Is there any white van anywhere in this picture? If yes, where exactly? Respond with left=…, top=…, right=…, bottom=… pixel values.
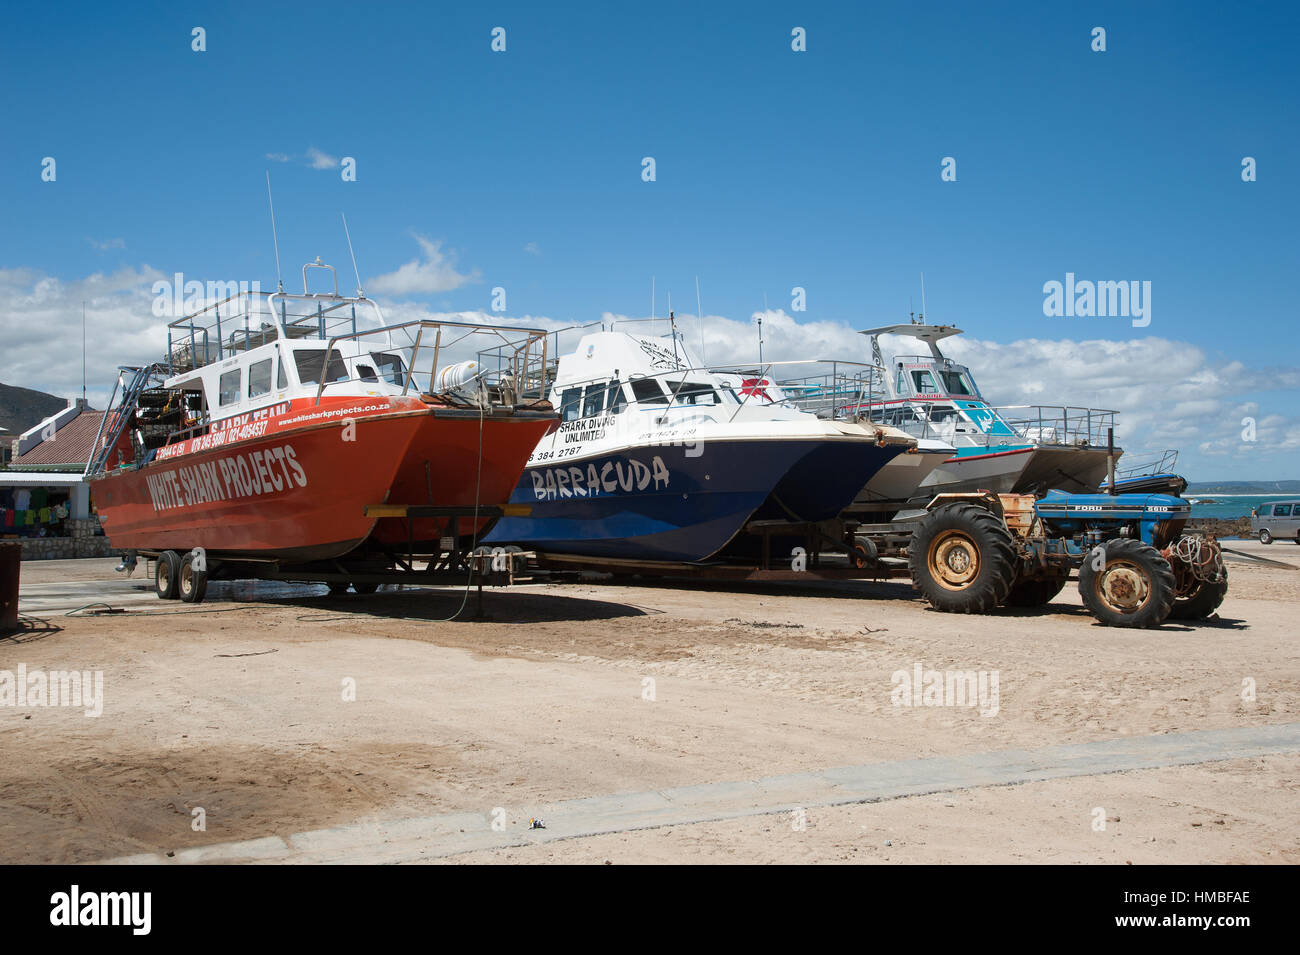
left=1249, top=500, right=1300, bottom=544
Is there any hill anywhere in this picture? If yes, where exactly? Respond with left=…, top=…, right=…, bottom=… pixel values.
left=0, top=382, right=68, bottom=439
left=1186, top=480, right=1300, bottom=494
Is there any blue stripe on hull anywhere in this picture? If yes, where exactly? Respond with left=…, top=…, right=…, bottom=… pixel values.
left=485, top=440, right=811, bottom=562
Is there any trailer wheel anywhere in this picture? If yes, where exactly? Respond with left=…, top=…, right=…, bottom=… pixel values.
left=327, top=582, right=351, bottom=595
left=178, top=552, right=208, bottom=604
left=1003, top=574, right=1069, bottom=608
left=1168, top=570, right=1228, bottom=620
left=1078, top=539, right=1175, bottom=628
left=909, top=503, right=1017, bottom=613
left=1259, top=529, right=1272, bottom=544
left=352, top=583, right=379, bottom=594
left=155, top=551, right=181, bottom=600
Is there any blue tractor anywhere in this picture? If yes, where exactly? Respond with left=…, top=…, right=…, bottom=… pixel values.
left=907, top=484, right=1227, bottom=628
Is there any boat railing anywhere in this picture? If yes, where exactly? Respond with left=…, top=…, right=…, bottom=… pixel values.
left=994, top=405, right=1118, bottom=447
left=1110, top=449, right=1179, bottom=482
left=314, top=319, right=550, bottom=408
left=775, top=363, right=887, bottom=418
left=165, top=287, right=390, bottom=375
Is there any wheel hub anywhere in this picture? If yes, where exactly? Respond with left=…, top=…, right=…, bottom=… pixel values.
left=1099, top=562, right=1149, bottom=612
left=930, top=532, right=980, bottom=589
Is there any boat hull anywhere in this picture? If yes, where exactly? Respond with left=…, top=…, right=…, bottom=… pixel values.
left=754, top=440, right=908, bottom=522
left=485, top=438, right=823, bottom=562
left=1013, top=444, right=1119, bottom=494
left=914, top=445, right=1035, bottom=500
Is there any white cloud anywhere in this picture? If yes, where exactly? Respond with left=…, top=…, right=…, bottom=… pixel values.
left=524, top=242, right=541, bottom=256
left=367, top=235, right=479, bottom=296
left=305, top=147, right=338, bottom=170
left=87, top=237, right=125, bottom=251
left=264, top=152, right=292, bottom=163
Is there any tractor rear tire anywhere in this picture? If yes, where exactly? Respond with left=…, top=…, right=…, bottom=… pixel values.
left=909, top=503, right=1017, bottom=613
left=1168, top=570, right=1228, bottom=620
left=1003, top=574, right=1069, bottom=608
left=155, top=551, right=181, bottom=600
left=1078, top=539, right=1175, bottom=628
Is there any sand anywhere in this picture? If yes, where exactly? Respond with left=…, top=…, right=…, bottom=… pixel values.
left=1, top=542, right=1296, bottom=864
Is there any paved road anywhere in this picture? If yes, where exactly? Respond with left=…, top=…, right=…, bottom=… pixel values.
left=103, top=722, right=1300, bottom=865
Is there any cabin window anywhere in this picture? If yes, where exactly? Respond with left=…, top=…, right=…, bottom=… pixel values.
left=606, top=380, right=627, bottom=414
left=294, top=349, right=349, bottom=386
left=1275, top=504, right=1292, bottom=516
left=218, top=369, right=242, bottom=406
left=559, top=387, right=583, bottom=422
left=940, top=370, right=974, bottom=396
left=630, top=378, right=669, bottom=405
left=357, top=364, right=379, bottom=383
left=666, top=381, right=719, bottom=406
left=911, top=370, right=938, bottom=393
left=372, top=352, right=406, bottom=386
left=928, top=407, right=960, bottom=423
left=248, top=358, right=273, bottom=398
left=582, top=384, right=605, bottom=418
left=277, top=359, right=288, bottom=390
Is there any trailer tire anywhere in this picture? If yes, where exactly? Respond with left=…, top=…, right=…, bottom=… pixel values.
left=909, top=503, right=1017, bottom=613
left=155, top=551, right=181, bottom=600
left=1168, top=571, right=1228, bottom=620
left=178, top=552, right=208, bottom=604
left=327, top=582, right=351, bottom=595
left=1003, top=574, right=1069, bottom=608
left=1078, top=539, right=1175, bottom=628
left=352, top=583, right=379, bottom=594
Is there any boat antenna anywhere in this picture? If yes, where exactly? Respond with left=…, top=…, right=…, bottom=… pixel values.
left=650, top=275, right=655, bottom=334
left=669, top=306, right=680, bottom=364
left=758, top=292, right=767, bottom=366
left=81, top=300, right=86, bottom=403
left=695, top=275, right=705, bottom=365
left=919, top=271, right=927, bottom=323
left=265, top=170, right=284, bottom=293
left=341, top=212, right=364, bottom=297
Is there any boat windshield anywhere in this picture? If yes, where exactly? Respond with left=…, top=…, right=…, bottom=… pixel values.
left=294, top=349, right=349, bottom=385
left=939, top=369, right=977, bottom=396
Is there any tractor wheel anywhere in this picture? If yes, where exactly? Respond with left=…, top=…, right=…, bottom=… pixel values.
left=1003, top=574, right=1069, bottom=608
left=1168, top=570, right=1228, bottom=620
left=155, top=551, right=181, bottom=600
left=1078, top=539, right=1176, bottom=628
left=352, top=582, right=380, bottom=594
left=1259, top=529, right=1272, bottom=544
left=178, top=552, right=208, bottom=604
left=908, top=503, right=1017, bottom=613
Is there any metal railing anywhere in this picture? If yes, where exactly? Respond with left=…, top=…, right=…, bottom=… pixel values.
left=994, top=405, right=1118, bottom=447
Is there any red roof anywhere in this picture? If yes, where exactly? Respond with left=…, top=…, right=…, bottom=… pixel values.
left=13, top=411, right=107, bottom=469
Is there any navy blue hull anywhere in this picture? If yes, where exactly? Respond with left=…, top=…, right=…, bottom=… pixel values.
left=756, top=441, right=908, bottom=522
left=485, top=439, right=819, bottom=561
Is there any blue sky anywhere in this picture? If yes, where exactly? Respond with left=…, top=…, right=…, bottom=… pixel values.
left=2, top=1, right=1297, bottom=479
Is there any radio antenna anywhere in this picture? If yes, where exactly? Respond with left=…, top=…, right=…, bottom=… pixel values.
left=342, top=212, right=364, bottom=297
left=920, top=271, right=927, bottom=322
left=695, top=276, right=705, bottom=365
left=758, top=292, right=767, bottom=366
left=651, top=275, right=656, bottom=333
left=265, top=171, right=284, bottom=293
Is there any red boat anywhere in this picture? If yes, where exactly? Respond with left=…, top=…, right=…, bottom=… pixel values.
left=86, top=263, right=554, bottom=602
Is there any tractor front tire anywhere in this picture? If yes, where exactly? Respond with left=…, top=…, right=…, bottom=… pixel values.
left=909, top=503, right=1017, bottom=613
left=1078, top=539, right=1175, bottom=628
left=1168, top=570, right=1228, bottom=620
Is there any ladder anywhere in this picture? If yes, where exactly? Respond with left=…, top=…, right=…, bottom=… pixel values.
left=84, top=364, right=167, bottom=477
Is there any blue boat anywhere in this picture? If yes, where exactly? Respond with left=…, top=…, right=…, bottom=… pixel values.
left=486, top=330, right=914, bottom=562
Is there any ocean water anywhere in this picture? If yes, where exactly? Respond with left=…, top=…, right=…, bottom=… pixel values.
left=1185, top=494, right=1282, bottom=520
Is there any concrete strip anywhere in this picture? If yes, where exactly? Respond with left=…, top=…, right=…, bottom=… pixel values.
left=95, top=722, right=1300, bottom=865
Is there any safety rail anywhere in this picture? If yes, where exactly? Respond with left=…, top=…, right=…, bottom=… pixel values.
left=994, top=405, right=1118, bottom=447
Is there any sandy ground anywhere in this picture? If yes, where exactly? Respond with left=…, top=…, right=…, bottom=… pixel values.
left=1, top=543, right=1297, bottom=864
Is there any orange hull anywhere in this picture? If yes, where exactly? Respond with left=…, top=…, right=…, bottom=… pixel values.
left=91, top=396, right=552, bottom=562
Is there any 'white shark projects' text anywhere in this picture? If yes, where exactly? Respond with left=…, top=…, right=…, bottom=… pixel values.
left=1042, top=273, right=1151, bottom=327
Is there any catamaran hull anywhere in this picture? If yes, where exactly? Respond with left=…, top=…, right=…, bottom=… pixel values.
left=91, top=400, right=554, bottom=562
left=485, top=438, right=833, bottom=562
left=754, top=440, right=908, bottom=522
left=91, top=410, right=425, bottom=561
left=850, top=446, right=954, bottom=509
left=1013, top=444, right=1119, bottom=494
left=913, top=446, right=1035, bottom=500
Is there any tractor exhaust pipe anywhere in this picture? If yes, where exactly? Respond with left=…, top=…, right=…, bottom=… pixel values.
left=1107, top=427, right=1116, bottom=495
